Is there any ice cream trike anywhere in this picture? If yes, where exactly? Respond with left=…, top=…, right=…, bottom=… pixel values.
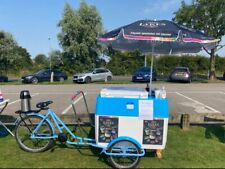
left=14, top=87, right=169, bottom=168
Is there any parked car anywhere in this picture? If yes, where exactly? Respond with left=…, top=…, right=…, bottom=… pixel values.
left=73, top=68, right=113, bottom=83
left=169, top=67, right=191, bottom=83
left=223, top=72, right=225, bottom=80
left=132, top=67, right=157, bottom=82
left=21, top=69, right=68, bottom=84
left=0, top=75, right=8, bottom=82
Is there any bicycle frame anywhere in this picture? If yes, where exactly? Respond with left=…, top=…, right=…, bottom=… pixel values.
left=29, top=109, right=102, bottom=148
left=27, top=109, right=145, bottom=157
left=18, top=90, right=145, bottom=159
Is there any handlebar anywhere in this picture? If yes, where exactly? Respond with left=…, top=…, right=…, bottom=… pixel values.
left=71, top=91, right=84, bottom=101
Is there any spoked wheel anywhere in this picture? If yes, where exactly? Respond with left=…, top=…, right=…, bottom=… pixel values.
left=15, top=115, right=54, bottom=153
left=108, top=140, right=141, bottom=169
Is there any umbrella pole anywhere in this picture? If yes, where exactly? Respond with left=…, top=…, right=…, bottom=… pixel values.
left=149, top=44, right=154, bottom=96
left=144, top=55, right=147, bottom=67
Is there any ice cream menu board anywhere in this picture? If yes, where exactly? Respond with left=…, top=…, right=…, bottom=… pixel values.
left=98, top=116, right=118, bottom=143
left=142, top=120, right=164, bottom=145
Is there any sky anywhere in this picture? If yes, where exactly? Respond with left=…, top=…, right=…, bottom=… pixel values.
left=0, top=0, right=224, bottom=58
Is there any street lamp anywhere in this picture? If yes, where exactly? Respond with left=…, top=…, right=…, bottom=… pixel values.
left=48, top=37, right=54, bottom=83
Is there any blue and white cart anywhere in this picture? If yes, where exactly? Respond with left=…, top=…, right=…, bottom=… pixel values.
left=13, top=87, right=169, bottom=169
left=95, top=87, right=169, bottom=166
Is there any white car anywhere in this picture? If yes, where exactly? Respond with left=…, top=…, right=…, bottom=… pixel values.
left=73, top=68, right=113, bottom=83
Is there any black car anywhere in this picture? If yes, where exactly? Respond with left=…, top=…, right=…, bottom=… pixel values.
left=0, top=75, right=8, bottom=82
left=132, top=67, right=157, bottom=82
left=21, top=69, right=68, bottom=84
left=169, top=67, right=191, bottom=83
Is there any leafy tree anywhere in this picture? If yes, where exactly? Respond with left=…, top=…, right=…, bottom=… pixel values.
left=107, top=47, right=144, bottom=75
left=0, top=31, right=32, bottom=75
left=11, top=46, right=33, bottom=73
left=173, top=0, right=225, bottom=80
left=58, top=1, right=103, bottom=73
left=34, top=54, right=49, bottom=68
left=0, top=31, right=17, bottom=74
left=48, top=50, right=64, bottom=69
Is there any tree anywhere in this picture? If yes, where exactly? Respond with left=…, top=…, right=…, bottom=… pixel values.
left=173, top=0, right=225, bottom=80
left=49, top=50, right=64, bottom=69
left=106, top=46, right=144, bottom=75
left=0, top=31, right=32, bottom=74
left=11, top=46, right=33, bottom=73
left=0, top=31, right=16, bottom=74
left=58, top=1, right=103, bottom=73
left=34, top=54, right=49, bottom=67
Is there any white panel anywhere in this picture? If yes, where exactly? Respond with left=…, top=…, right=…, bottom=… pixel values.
left=118, top=116, right=143, bottom=145
left=95, top=115, right=169, bottom=150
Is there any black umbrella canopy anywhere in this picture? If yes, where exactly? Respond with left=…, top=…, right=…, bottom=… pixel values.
left=98, top=20, right=219, bottom=54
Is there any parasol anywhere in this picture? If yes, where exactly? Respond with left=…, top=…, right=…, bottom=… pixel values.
left=97, top=20, right=219, bottom=94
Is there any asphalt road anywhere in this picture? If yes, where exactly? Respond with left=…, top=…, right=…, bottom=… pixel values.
left=1, top=83, right=225, bottom=123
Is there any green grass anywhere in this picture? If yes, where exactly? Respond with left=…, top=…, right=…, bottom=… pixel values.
left=0, top=125, right=224, bottom=168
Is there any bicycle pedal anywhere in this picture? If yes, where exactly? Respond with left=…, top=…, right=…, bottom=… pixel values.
left=58, top=133, right=68, bottom=143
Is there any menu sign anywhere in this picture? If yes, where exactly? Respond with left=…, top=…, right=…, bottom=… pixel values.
left=98, top=116, right=118, bottom=143
left=143, top=120, right=164, bottom=145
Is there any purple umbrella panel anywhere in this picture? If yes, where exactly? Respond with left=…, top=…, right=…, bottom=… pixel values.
left=98, top=20, right=219, bottom=54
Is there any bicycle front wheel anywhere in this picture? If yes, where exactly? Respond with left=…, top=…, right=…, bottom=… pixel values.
left=108, top=140, right=141, bottom=169
left=15, top=115, right=54, bottom=153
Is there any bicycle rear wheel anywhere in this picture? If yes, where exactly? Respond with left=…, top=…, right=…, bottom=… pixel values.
left=15, top=115, right=54, bottom=153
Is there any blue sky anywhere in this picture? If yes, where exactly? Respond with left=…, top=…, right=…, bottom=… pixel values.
left=0, top=0, right=224, bottom=58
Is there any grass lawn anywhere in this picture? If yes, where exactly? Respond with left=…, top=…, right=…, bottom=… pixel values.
left=0, top=125, right=224, bottom=168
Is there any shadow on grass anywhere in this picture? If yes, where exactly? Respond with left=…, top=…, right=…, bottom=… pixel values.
left=0, top=115, right=17, bottom=137
left=144, top=149, right=157, bottom=158
left=48, top=125, right=108, bottom=165
left=88, top=126, right=109, bottom=165
left=204, top=125, right=225, bottom=143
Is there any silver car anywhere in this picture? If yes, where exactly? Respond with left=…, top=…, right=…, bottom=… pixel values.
left=73, top=68, right=113, bottom=83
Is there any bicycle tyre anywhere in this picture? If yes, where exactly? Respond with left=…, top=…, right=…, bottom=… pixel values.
left=108, top=140, right=141, bottom=169
left=15, top=115, right=54, bottom=153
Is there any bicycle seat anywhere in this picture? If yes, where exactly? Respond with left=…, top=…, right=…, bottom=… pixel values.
left=36, top=101, right=53, bottom=110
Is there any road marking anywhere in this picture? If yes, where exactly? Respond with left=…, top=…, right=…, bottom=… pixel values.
left=175, top=92, right=220, bottom=113
left=167, top=91, right=222, bottom=94
left=61, top=93, right=87, bottom=115
left=7, top=93, right=39, bottom=106
left=2, top=93, right=20, bottom=94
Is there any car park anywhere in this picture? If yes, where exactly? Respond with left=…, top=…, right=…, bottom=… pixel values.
left=0, top=75, right=8, bottom=82
left=73, top=68, right=113, bottom=83
left=132, top=67, right=157, bottom=82
left=169, top=67, right=191, bottom=83
left=21, top=69, right=67, bottom=84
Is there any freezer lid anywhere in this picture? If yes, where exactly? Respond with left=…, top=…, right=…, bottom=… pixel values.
left=100, top=87, right=148, bottom=98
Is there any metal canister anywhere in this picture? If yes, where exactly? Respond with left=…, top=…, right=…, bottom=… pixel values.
left=20, top=90, right=31, bottom=112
